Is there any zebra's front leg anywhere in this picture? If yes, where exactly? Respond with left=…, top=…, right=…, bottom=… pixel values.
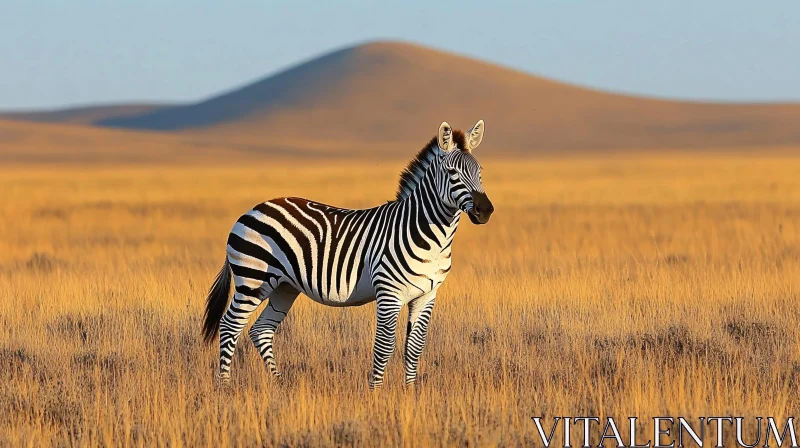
left=249, top=285, right=299, bottom=377
left=369, top=295, right=403, bottom=390
left=404, top=292, right=436, bottom=387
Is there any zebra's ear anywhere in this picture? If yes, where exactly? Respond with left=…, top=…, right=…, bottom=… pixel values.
left=437, top=121, right=455, bottom=152
left=466, top=119, right=485, bottom=152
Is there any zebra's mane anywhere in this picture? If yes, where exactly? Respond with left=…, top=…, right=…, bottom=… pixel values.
left=394, top=130, right=468, bottom=201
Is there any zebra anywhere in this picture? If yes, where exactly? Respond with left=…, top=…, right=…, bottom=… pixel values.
left=202, top=120, right=494, bottom=389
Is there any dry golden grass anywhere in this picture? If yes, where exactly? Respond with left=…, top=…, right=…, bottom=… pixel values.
left=1, top=152, right=799, bottom=446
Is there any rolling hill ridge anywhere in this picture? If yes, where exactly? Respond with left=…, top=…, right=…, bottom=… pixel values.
left=0, top=103, right=172, bottom=126
left=6, top=41, right=800, bottom=153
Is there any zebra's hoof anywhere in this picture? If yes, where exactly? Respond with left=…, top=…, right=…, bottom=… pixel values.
left=217, top=374, right=232, bottom=387
left=267, top=364, right=282, bottom=378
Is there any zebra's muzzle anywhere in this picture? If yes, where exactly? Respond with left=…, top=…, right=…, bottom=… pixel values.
left=467, top=191, right=494, bottom=225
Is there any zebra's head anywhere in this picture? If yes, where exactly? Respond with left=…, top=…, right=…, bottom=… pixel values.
left=436, top=120, right=494, bottom=225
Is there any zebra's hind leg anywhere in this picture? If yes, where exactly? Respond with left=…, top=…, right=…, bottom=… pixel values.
left=249, top=283, right=299, bottom=377
left=218, top=277, right=271, bottom=385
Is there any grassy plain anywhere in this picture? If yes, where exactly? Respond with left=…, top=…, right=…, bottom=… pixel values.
left=1, top=152, right=798, bottom=446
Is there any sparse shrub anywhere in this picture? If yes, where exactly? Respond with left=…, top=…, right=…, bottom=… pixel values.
left=332, top=420, right=366, bottom=447
left=24, top=252, right=63, bottom=273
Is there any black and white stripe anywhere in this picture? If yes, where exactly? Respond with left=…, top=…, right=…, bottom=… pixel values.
left=203, top=120, right=494, bottom=389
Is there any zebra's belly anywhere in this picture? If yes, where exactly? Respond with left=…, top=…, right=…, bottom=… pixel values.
left=302, top=265, right=376, bottom=307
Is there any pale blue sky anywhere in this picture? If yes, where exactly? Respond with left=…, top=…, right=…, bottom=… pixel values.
left=1, top=0, right=798, bottom=110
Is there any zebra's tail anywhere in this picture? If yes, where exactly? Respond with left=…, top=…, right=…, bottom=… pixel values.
left=202, top=257, right=232, bottom=344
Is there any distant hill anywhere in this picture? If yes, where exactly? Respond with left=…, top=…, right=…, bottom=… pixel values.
left=5, top=41, right=800, bottom=153
left=0, top=103, right=172, bottom=126
left=95, top=41, right=800, bottom=152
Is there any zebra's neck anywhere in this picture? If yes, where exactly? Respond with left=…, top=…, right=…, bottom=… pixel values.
left=403, top=156, right=460, bottom=229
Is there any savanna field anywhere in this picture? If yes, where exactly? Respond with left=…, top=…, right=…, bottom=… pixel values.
left=1, top=153, right=799, bottom=447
